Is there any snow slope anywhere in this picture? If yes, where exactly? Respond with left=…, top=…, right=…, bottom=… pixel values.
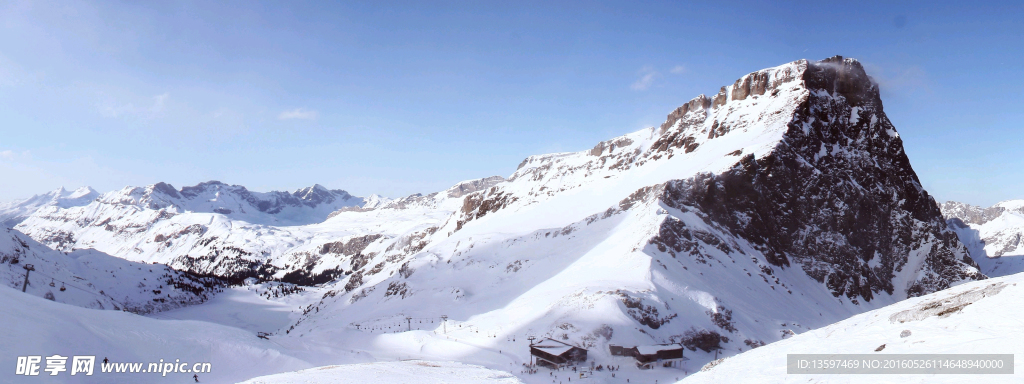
left=238, top=361, right=523, bottom=384
left=0, top=227, right=218, bottom=314
left=942, top=200, right=1024, bottom=276
left=681, top=273, right=1024, bottom=383
left=0, top=286, right=317, bottom=384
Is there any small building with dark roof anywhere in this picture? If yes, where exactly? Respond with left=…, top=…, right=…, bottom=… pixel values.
left=530, top=338, right=587, bottom=368
left=609, top=343, right=687, bottom=369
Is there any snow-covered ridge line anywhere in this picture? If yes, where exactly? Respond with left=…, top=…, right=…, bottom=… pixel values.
left=94, top=180, right=365, bottom=226
left=0, top=186, right=99, bottom=227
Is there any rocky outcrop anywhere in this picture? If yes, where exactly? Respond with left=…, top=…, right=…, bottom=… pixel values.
left=446, top=176, right=505, bottom=198
left=651, top=57, right=981, bottom=300
left=940, top=201, right=1006, bottom=225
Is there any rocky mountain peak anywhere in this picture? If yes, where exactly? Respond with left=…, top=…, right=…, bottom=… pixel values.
left=803, top=56, right=878, bottom=105
left=179, top=180, right=239, bottom=199
left=453, top=56, right=981, bottom=302
left=293, top=184, right=351, bottom=206
left=149, top=182, right=182, bottom=199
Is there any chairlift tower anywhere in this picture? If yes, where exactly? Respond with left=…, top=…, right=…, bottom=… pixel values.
left=21, top=264, right=35, bottom=293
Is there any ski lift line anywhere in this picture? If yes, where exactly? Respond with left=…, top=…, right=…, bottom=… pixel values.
left=22, top=269, right=131, bottom=308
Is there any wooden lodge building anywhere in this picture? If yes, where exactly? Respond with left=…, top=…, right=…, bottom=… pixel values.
left=529, top=338, right=588, bottom=368
left=610, top=344, right=687, bottom=369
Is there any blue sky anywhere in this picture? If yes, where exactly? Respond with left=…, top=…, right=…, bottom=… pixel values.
left=1, top=1, right=1021, bottom=206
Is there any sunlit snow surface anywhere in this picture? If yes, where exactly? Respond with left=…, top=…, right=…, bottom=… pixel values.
left=238, top=361, right=523, bottom=384
left=680, top=273, right=1024, bottom=383
left=0, top=287, right=316, bottom=384
left=149, top=286, right=296, bottom=333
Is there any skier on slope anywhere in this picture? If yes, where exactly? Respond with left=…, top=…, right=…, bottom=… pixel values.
left=194, top=373, right=199, bottom=382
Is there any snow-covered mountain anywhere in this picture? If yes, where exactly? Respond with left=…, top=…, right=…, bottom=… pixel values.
left=682, top=272, right=1022, bottom=383
left=267, top=56, right=981, bottom=377
left=0, top=186, right=98, bottom=227
left=0, top=226, right=219, bottom=314
left=942, top=200, right=1024, bottom=276
left=2, top=56, right=986, bottom=383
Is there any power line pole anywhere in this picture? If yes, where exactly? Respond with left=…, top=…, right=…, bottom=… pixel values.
left=406, top=317, right=412, bottom=332
left=21, top=264, right=35, bottom=293
left=441, top=315, right=448, bottom=334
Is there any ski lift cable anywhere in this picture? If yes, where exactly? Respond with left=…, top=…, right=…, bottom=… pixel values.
left=24, top=269, right=131, bottom=308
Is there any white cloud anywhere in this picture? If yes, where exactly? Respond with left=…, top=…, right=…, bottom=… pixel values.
left=0, top=150, right=29, bottom=162
left=670, top=65, right=686, bottom=74
left=151, top=93, right=169, bottom=113
left=278, top=108, right=318, bottom=120
left=99, top=102, right=134, bottom=118
left=97, top=92, right=170, bottom=119
left=631, top=66, right=658, bottom=91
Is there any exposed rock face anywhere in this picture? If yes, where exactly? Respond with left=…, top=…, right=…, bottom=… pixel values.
left=656, top=57, right=982, bottom=299
left=941, top=201, right=1008, bottom=225
left=321, top=234, right=384, bottom=257
left=446, top=176, right=505, bottom=198
left=659, top=95, right=711, bottom=134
